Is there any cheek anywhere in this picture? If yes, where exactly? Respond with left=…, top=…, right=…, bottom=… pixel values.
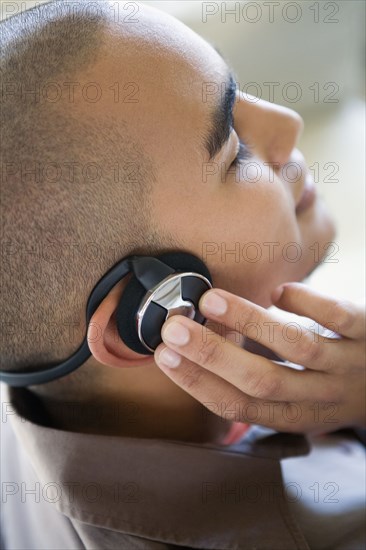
left=198, top=182, right=306, bottom=301
left=152, top=171, right=312, bottom=304
left=215, top=176, right=301, bottom=246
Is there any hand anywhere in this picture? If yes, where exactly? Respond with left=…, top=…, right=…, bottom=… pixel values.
left=154, top=283, right=366, bottom=434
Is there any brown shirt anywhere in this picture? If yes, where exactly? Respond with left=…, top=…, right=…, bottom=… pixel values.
left=1, top=383, right=315, bottom=550
left=3, top=387, right=365, bottom=550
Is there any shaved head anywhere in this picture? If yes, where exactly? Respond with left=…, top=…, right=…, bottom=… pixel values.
left=1, top=0, right=179, bottom=387
left=1, top=0, right=335, bottom=419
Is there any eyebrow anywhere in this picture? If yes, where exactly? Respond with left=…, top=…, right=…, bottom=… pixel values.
left=203, top=69, right=237, bottom=161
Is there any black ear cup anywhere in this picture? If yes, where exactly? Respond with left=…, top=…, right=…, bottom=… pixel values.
left=155, top=252, right=212, bottom=284
left=116, top=252, right=212, bottom=355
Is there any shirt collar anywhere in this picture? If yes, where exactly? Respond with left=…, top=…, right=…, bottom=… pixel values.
left=4, top=384, right=310, bottom=550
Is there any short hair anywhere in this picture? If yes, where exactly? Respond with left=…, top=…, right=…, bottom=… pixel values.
left=1, top=0, right=181, bottom=394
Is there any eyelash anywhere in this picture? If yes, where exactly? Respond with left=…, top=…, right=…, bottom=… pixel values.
left=230, top=140, right=252, bottom=168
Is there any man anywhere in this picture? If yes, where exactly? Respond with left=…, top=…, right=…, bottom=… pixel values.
left=1, top=1, right=365, bottom=549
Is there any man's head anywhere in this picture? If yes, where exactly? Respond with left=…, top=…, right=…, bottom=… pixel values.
left=1, top=0, right=336, bottom=403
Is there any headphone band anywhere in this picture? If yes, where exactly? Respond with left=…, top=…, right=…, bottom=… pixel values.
left=0, top=256, right=136, bottom=387
left=1, top=252, right=212, bottom=387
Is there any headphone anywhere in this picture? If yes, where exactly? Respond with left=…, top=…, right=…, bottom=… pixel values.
left=0, top=252, right=213, bottom=387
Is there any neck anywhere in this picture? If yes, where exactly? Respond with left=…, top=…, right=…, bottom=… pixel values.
left=31, top=357, right=233, bottom=445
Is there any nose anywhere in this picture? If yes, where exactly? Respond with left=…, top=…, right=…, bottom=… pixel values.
left=233, top=90, right=304, bottom=168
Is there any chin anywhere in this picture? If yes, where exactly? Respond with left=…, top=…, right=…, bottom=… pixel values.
left=298, top=205, right=337, bottom=283
left=299, top=195, right=337, bottom=255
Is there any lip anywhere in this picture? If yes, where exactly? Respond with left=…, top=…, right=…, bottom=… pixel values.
left=295, top=173, right=317, bottom=214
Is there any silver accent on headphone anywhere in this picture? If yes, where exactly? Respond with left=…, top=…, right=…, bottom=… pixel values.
left=136, top=272, right=212, bottom=352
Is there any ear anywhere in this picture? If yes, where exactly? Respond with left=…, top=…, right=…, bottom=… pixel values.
left=87, top=275, right=152, bottom=368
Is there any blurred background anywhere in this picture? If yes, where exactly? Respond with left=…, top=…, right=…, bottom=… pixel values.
left=1, top=0, right=365, bottom=305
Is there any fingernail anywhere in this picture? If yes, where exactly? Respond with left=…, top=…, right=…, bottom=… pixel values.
left=157, top=348, right=181, bottom=368
left=272, top=285, right=285, bottom=303
left=162, top=321, right=190, bottom=346
left=201, top=291, right=227, bottom=315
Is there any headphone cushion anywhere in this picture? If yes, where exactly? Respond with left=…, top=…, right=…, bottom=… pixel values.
left=116, top=252, right=212, bottom=356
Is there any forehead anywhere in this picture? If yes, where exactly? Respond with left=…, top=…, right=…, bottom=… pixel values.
left=106, top=2, right=227, bottom=81
left=83, top=4, right=229, bottom=163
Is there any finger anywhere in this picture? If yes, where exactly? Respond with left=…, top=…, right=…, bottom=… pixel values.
left=242, top=335, right=285, bottom=362
left=198, top=288, right=349, bottom=372
left=272, top=282, right=365, bottom=340
left=157, top=315, right=338, bottom=403
left=204, top=318, right=246, bottom=347
left=154, top=344, right=332, bottom=434
left=154, top=342, right=246, bottom=409
left=204, top=319, right=281, bottom=359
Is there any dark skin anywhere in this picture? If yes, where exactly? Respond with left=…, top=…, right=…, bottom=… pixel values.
left=38, top=3, right=365, bottom=441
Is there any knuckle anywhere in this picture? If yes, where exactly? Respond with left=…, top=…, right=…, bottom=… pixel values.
left=213, top=395, right=243, bottom=423
left=277, top=402, right=305, bottom=433
left=296, top=335, right=323, bottom=365
left=285, top=403, right=303, bottom=424
left=181, top=366, right=205, bottom=390
left=196, top=338, right=223, bottom=369
left=239, top=305, right=262, bottom=337
left=326, top=300, right=355, bottom=333
left=319, top=378, right=342, bottom=403
left=246, top=371, right=283, bottom=400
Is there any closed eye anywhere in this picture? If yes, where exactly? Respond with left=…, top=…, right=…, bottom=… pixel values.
left=229, top=139, right=252, bottom=168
